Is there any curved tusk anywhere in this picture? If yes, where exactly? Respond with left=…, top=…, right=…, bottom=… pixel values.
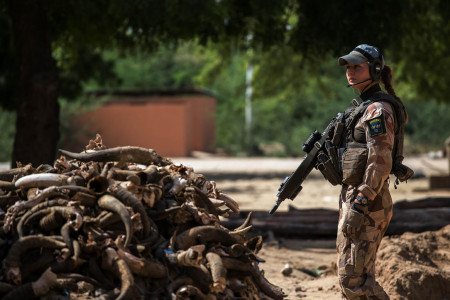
left=15, top=174, right=70, bottom=189
left=217, top=192, right=240, bottom=214
left=229, top=225, right=253, bottom=245
left=231, top=225, right=253, bottom=235
left=4, top=236, right=65, bottom=285
left=206, top=251, right=226, bottom=293
left=0, top=164, right=34, bottom=182
left=59, top=146, right=172, bottom=166
left=174, top=226, right=237, bottom=250
left=234, top=211, right=253, bottom=231
left=116, top=248, right=167, bottom=278
left=222, top=257, right=286, bottom=300
left=109, top=185, right=151, bottom=238
left=30, top=267, right=57, bottom=297
left=97, top=194, right=132, bottom=248
left=102, top=247, right=134, bottom=300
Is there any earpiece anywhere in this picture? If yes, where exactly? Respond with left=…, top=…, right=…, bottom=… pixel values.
left=354, top=46, right=384, bottom=81
left=370, top=60, right=383, bottom=81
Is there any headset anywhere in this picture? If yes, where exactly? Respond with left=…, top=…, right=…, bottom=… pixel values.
left=353, top=45, right=385, bottom=82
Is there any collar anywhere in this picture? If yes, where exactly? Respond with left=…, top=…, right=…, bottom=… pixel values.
left=359, top=84, right=382, bottom=101
left=350, top=84, right=382, bottom=107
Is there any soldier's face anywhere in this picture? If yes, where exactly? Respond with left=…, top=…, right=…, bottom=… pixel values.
left=346, top=62, right=371, bottom=91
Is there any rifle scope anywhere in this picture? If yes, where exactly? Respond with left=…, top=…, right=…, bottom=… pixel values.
left=302, top=130, right=322, bottom=153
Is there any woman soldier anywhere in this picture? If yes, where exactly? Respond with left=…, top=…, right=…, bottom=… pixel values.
left=335, top=44, right=409, bottom=299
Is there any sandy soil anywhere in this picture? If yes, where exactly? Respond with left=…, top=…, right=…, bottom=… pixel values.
left=259, top=238, right=341, bottom=299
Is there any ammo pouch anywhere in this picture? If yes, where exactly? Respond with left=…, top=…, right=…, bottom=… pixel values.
left=317, top=152, right=342, bottom=186
left=341, top=145, right=368, bottom=186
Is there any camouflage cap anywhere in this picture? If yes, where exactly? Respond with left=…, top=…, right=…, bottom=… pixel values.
left=338, top=44, right=383, bottom=66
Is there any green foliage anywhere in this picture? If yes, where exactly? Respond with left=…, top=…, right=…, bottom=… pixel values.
left=56, top=48, right=122, bottom=99
left=388, top=0, right=450, bottom=102
left=403, top=99, right=450, bottom=154
left=92, top=43, right=209, bottom=90
left=249, top=56, right=356, bottom=156
left=0, top=108, right=15, bottom=161
left=195, top=52, right=248, bottom=155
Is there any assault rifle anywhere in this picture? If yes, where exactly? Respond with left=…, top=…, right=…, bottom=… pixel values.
left=269, top=113, right=342, bottom=214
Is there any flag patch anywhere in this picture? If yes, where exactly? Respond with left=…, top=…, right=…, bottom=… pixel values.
left=367, top=117, right=386, bottom=136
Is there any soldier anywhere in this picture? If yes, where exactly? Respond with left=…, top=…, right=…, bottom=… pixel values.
left=336, top=44, right=409, bottom=299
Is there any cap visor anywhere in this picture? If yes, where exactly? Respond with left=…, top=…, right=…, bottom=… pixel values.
left=338, top=53, right=367, bottom=66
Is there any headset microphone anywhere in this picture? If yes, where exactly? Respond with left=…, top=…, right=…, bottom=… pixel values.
left=347, top=78, right=371, bottom=88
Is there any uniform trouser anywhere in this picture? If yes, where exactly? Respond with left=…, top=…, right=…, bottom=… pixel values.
left=337, top=182, right=393, bottom=300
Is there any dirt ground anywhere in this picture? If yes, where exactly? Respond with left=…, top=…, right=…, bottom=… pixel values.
left=174, top=155, right=450, bottom=299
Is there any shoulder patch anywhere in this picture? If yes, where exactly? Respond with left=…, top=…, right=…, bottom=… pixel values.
left=367, top=117, right=386, bottom=136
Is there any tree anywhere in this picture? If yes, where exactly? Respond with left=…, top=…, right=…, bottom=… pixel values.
left=0, top=0, right=449, bottom=165
left=8, top=0, right=59, bottom=166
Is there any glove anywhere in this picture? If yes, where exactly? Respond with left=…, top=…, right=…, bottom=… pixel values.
left=342, top=203, right=368, bottom=239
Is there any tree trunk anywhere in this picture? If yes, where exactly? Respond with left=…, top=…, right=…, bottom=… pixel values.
left=9, top=0, right=59, bottom=168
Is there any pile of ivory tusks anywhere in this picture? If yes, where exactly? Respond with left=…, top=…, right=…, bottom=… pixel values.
left=0, top=142, right=285, bottom=299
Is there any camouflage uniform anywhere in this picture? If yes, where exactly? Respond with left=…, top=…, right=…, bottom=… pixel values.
left=337, top=92, right=395, bottom=300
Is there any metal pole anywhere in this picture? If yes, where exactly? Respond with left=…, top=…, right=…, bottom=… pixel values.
left=445, top=136, right=450, bottom=174
left=245, top=63, right=254, bottom=154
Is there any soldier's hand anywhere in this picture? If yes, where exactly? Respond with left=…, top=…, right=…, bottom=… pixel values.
left=342, top=203, right=368, bottom=239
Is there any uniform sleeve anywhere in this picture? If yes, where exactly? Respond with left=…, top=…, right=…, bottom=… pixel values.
left=356, top=102, right=395, bottom=200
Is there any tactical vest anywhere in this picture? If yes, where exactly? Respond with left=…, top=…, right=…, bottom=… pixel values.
left=317, top=92, right=414, bottom=188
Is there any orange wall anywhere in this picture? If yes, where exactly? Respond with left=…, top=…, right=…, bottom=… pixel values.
left=69, top=95, right=215, bottom=157
left=186, top=96, right=216, bottom=151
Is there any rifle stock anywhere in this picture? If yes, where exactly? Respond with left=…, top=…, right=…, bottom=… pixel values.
left=269, top=113, right=341, bottom=214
